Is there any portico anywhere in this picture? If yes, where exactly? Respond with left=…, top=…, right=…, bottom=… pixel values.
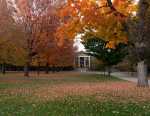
left=75, top=52, right=91, bottom=70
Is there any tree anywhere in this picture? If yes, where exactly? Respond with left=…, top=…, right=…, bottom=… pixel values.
left=102, top=0, right=150, bottom=87
left=37, top=38, right=75, bottom=73
left=0, top=0, right=26, bottom=74
left=56, top=0, right=134, bottom=43
left=127, top=0, right=150, bottom=87
left=83, top=36, right=127, bottom=76
left=32, top=1, right=75, bottom=73
left=56, top=39, right=75, bottom=68
left=0, top=0, right=14, bottom=41
left=9, top=0, right=58, bottom=76
left=0, top=36, right=26, bottom=73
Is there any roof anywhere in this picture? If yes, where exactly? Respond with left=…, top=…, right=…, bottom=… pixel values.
left=76, top=51, right=91, bottom=57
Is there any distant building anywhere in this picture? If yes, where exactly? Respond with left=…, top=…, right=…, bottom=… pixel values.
left=75, top=51, right=91, bottom=70
left=75, top=51, right=104, bottom=71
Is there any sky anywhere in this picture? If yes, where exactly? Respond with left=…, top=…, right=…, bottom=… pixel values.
left=74, top=35, right=85, bottom=52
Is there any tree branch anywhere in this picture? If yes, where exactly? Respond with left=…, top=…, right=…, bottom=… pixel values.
left=106, top=0, right=126, bottom=17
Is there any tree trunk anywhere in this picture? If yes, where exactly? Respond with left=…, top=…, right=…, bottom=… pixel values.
left=2, top=62, right=6, bottom=75
left=37, top=62, right=40, bottom=76
left=52, top=65, right=55, bottom=73
left=107, top=66, right=111, bottom=76
left=103, top=66, right=106, bottom=76
left=45, top=62, right=49, bottom=74
left=24, top=61, right=30, bottom=77
left=136, top=0, right=149, bottom=87
left=137, top=61, right=149, bottom=87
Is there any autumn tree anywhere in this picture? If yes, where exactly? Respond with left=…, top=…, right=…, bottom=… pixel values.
left=32, top=0, right=74, bottom=74
left=56, top=39, right=75, bottom=68
left=0, top=0, right=26, bottom=74
left=36, top=7, right=60, bottom=73
left=0, top=0, right=11, bottom=73
left=8, top=0, right=75, bottom=75
left=94, top=0, right=150, bottom=87
left=107, top=0, right=150, bottom=87
left=0, top=0, right=14, bottom=43
left=8, top=0, right=59, bottom=76
left=127, top=0, right=150, bottom=87
left=56, top=0, right=134, bottom=43
left=36, top=35, right=75, bottom=73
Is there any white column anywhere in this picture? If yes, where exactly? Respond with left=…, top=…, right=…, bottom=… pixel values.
left=89, top=56, right=91, bottom=69
left=84, top=57, right=86, bottom=68
left=78, top=56, right=80, bottom=68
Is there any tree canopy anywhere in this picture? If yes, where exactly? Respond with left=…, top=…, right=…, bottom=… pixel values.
left=83, top=36, right=127, bottom=67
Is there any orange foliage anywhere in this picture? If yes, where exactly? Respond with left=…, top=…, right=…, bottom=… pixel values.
left=106, top=41, right=116, bottom=49
left=56, top=0, right=135, bottom=47
left=12, top=0, right=76, bottom=67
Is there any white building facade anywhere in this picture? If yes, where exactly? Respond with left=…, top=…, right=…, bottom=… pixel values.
left=75, top=52, right=91, bottom=70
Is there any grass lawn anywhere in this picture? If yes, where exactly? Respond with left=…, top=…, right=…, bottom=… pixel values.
left=0, top=72, right=150, bottom=116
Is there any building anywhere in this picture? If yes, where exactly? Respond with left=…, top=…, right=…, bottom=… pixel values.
left=75, top=51, right=91, bottom=71
left=75, top=51, right=104, bottom=71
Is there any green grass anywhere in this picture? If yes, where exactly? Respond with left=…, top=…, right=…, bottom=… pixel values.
left=0, top=96, right=149, bottom=116
left=0, top=72, right=148, bottom=116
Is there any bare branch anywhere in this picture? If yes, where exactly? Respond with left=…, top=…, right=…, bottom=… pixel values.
left=106, top=0, right=126, bottom=17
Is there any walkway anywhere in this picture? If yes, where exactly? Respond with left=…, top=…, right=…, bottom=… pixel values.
left=111, top=72, right=137, bottom=83
left=85, top=71, right=150, bottom=84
